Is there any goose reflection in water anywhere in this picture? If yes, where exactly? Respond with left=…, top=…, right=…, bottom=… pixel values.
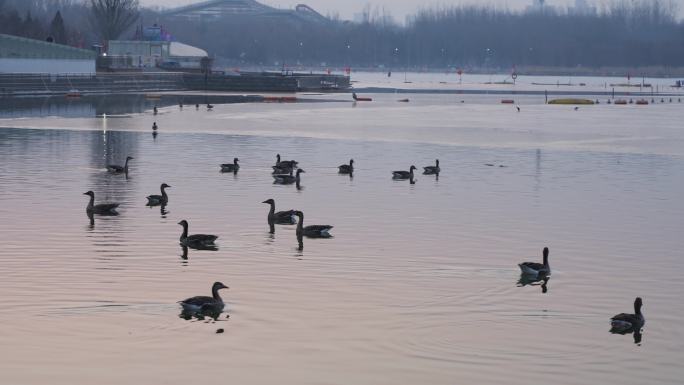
left=609, top=325, right=644, bottom=345
left=179, top=306, right=226, bottom=321
left=517, top=274, right=551, bottom=294
left=160, top=204, right=169, bottom=218
left=87, top=211, right=95, bottom=229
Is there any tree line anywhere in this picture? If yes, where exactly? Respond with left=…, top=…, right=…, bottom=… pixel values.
left=0, top=0, right=138, bottom=47
left=1, top=0, right=682, bottom=70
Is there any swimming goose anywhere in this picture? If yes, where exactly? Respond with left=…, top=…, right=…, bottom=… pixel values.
left=611, top=297, right=645, bottom=333
left=178, top=220, right=218, bottom=249
left=262, top=199, right=296, bottom=225
left=207, top=104, right=214, bottom=110
left=518, top=247, right=551, bottom=275
left=294, top=211, right=333, bottom=238
left=146, top=183, right=170, bottom=206
left=338, top=159, right=354, bottom=174
left=393, top=166, right=417, bottom=180
left=276, top=154, right=298, bottom=169
left=83, top=191, right=119, bottom=214
left=107, top=156, right=134, bottom=174
left=179, top=281, right=229, bottom=313
left=423, top=159, right=440, bottom=175
left=272, top=165, right=293, bottom=175
left=152, top=122, right=158, bottom=131
left=221, top=158, right=240, bottom=173
left=274, top=169, right=304, bottom=185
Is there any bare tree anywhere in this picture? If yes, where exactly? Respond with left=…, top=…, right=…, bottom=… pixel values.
left=89, top=0, right=139, bottom=42
left=50, top=11, right=67, bottom=44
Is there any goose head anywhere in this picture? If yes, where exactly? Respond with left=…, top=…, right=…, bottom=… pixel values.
left=410, top=165, right=417, bottom=172
left=177, top=220, right=189, bottom=229
left=212, top=282, right=229, bottom=291
left=350, top=159, right=355, bottom=166
left=83, top=191, right=94, bottom=197
left=161, top=183, right=171, bottom=189
left=435, top=159, right=440, bottom=167
left=293, top=210, right=304, bottom=219
left=297, top=169, right=306, bottom=175
left=276, top=154, right=281, bottom=163
left=634, top=297, right=643, bottom=314
left=262, top=199, right=275, bottom=205
left=234, top=157, right=239, bottom=164
left=126, top=156, right=134, bottom=161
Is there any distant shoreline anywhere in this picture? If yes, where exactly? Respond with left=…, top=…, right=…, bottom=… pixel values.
left=283, top=66, right=684, bottom=79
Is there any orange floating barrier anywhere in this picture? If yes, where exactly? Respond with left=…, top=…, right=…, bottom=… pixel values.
left=352, top=92, right=372, bottom=102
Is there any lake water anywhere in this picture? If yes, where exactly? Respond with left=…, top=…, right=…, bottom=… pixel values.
left=1, top=82, right=683, bottom=384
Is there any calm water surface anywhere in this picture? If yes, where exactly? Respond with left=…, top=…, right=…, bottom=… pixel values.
left=0, top=92, right=683, bottom=384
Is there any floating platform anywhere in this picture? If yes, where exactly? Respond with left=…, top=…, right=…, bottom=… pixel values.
left=548, top=98, right=595, bottom=105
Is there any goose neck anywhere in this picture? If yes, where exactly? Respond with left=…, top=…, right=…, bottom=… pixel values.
left=212, top=287, right=223, bottom=303
left=296, top=214, right=304, bottom=231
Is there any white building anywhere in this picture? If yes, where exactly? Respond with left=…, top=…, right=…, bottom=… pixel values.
left=0, top=34, right=96, bottom=74
left=107, top=40, right=209, bottom=71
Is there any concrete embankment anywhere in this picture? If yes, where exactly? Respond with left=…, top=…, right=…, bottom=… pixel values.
left=0, top=72, right=350, bottom=96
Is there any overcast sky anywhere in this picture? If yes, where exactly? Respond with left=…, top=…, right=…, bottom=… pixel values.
left=141, top=0, right=584, bottom=21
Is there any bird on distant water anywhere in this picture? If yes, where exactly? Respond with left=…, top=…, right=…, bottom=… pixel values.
left=221, top=158, right=240, bottom=173
left=518, top=247, right=551, bottom=275
left=393, top=166, right=416, bottom=180
left=275, top=154, right=298, bottom=169
left=611, top=297, right=645, bottom=334
left=274, top=169, right=304, bottom=185
left=83, top=191, right=119, bottom=215
left=146, top=183, right=171, bottom=206
left=338, top=159, right=354, bottom=174
left=178, top=220, right=218, bottom=249
left=152, top=122, right=158, bottom=131
left=262, top=199, right=296, bottom=225
left=179, top=282, right=229, bottom=314
left=107, top=156, right=133, bottom=174
left=207, top=104, right=214, bottom=110
left=272, top=165, right=293, bottom=175
left=423, top=159, right=440, bottom=175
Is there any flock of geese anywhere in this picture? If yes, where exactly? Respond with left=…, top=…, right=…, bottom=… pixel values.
left=84, top=130, right=644, bottom=339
